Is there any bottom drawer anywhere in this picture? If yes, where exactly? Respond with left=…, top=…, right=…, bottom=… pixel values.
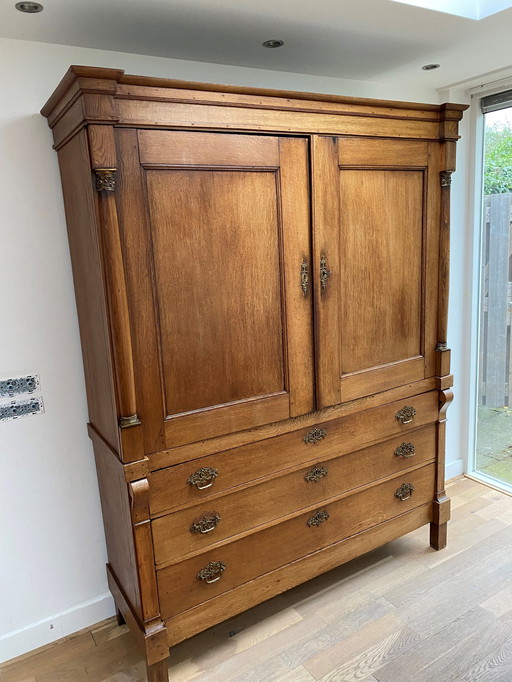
left=157, top=463, right=435, bottom=618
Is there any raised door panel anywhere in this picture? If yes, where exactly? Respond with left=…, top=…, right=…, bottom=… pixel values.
left=116, top=131, right=314, bottom=451
left=313, top=137, right=439, bottom=407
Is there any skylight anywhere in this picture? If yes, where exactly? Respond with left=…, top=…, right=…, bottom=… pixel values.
left=389, top=0, right=512, bottom=19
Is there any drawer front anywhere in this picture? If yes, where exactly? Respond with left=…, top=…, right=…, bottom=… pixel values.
left=152, top=425, right=436, bottom=564
left=150, top=391, right=438, bottom=515
left=157, top=463, right=435, bottom=618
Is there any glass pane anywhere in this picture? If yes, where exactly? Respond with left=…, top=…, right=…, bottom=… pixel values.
left=476, top=106, right=512, bottom=487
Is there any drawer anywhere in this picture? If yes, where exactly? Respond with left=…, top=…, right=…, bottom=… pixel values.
left=152, top=425, right=436, bottom=565
left=156, top=463, right=435, bottom=618
left=150, top=391, right=438, bottom=515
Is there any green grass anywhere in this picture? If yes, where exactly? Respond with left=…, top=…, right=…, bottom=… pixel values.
left=476, top=405, right=512, bottom=484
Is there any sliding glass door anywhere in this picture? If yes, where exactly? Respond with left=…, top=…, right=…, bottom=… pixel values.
left=475, top=91, right=512, bottom=490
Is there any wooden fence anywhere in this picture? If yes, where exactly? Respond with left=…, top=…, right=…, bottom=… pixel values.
left=479, top=193, right=512, bottom=407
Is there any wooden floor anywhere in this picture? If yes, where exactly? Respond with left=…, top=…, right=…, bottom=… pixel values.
left=3, top=476, right=512, bottom=682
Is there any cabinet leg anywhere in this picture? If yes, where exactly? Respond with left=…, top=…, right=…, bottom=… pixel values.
left=146, top=658, right=169, bottom=682
left=115, top=607, right=126, bottom=627
left=430, top=521, right=447, bottom=550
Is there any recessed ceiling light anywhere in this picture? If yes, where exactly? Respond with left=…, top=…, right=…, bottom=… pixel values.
left=262, top=39, right=284, bottom=48
left=422, top=63, right=440, bottom=70
left=15, top=2, right=43, bottom=12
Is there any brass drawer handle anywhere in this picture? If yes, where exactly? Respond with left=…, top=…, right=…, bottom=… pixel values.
left=395, top=406, right=417, bottom=424
left=320, top=254, right=331, bottom=293
left=305, top=465, right=328, bottom=482
left=395, top=483, right=414, bottom=501
left=188, top=466, right=219, bottom=490
left=307, top=510, right=330, bottom=527
left=301, top=258, right=309, bottom=296
left=304, top=427, right=327, bottom=444
left=197, top=560, right=226, bottom=584
left=394, top=442, right=416, bottom=458
left=190, top=512, right=221, bottom=534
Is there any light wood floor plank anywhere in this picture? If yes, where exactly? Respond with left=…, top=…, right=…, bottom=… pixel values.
left=455, top=637, right=512, bottom=682
left=303, top=612, right=406, bottom=678
left=383, top=523, right=512, bottom=609
left=315, top=626, right=421, bottom=682
left=374, top=606, right=512, bottom=682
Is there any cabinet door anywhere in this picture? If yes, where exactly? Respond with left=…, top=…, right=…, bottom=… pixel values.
left=312, top=137, right=440, bottom=408
left=116, top=131, right=313, bottom=451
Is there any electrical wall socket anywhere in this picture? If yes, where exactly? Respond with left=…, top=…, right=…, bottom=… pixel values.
left=0, top=374, right=40, bottom=398
left=0, top=396, right=44, bottom=422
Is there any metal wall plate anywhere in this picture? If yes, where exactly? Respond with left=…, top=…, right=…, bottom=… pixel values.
left=0, top=374, right=40, bottom=398
left=0, top=397, right=44, bottom=422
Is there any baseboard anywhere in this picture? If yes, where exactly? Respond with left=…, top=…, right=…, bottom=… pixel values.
left=445, top=458, right=464, bottom=481
left=0, top=592, right=115, bottom=664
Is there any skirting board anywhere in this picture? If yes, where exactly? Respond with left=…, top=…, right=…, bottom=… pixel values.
left=445, top=458, right=464, bottom=481
left=0, top=593, right=114, bottom=664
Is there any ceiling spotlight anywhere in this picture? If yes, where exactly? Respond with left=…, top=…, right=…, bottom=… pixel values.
left=15, top=2, right=43, bottom=12
left=263, top=39, right=284, bottom=48
left=422, top=63, right=440, bottom=71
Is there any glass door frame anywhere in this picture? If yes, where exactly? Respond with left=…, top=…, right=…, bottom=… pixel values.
left=467, top=80, right=512, bottom=495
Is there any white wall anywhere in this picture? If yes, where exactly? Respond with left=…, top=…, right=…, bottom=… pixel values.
left=445, top=108, right=472, bottom=480
left=0, top=35, right=450, bottom=663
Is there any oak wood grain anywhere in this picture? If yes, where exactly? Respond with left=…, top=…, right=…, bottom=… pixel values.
left=149, top=391, right=439, bottom=516
left=157, top=465, right=434, bottom=617
left=151, top=427, right=435, bottom=563
left=56, top=130, right=119, bottom=451
left=149, top=379, right=438, bottom=470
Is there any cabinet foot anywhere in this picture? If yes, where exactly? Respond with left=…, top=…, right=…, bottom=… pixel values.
left=115, top=607, right=126, bottom=627
left=430, top=521, right=447, bottom=550
left=147, top=658, right=169, bottom=682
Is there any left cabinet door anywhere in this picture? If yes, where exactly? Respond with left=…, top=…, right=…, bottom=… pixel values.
left=115, top=130, right=314, bottom=451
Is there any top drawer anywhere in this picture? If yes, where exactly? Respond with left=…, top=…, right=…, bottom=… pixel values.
left=149, top=390, right=438, bottom=516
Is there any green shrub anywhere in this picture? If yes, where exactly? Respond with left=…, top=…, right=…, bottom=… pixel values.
left=484, top=122, right=512, bottom=195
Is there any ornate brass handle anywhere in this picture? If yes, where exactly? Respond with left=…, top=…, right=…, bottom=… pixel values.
left=307, top=510, right=330, bottom=526
left=320, top=254, right=331, bottom=293
left=197, top=560, right=226, bottom=584
left=395, top=483, right=414, bottom=501
left=304, top=427, right=327, bottom=444
left=305, top=465, right=328, bottom=482
left=395, top=406, right=417, bottom=424
left=394, top=442, right=416, bottom=458
left=301, top=258, right=309, bottom=297
left=190, top=512, right=221, bottom=534
left=188, top=466, right=219, bottom=490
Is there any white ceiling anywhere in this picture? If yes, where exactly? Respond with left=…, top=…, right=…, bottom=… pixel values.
left=1, top=0, right=512, bottom=90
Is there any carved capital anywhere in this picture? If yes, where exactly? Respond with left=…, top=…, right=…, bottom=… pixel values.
left=440, top=171, right=453, bottom=187
left=94, top=167, right=117, bottom=192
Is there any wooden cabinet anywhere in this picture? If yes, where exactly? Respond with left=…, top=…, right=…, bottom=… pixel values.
left=41, top=67, right=466, bottom=682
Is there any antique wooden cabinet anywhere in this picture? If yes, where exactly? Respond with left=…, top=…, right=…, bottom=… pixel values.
left=41, top=67, right=466, bottom=681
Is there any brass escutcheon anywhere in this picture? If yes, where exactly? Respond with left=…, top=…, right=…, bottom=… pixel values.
left=395, top=483, right=414, bottom=501
left=395, top=406, right=416, bottom=424
left=188, top=466, right=219, bottom=490
left=301, top=259, right=309, bottom=296
left=307, top=510, right=330, bottom=527
left=197, top=560, right=226, bottom=584
left=190, top=512, right=221, bottom=534
left=305, top=465, right=328, bottom=482
left=394, top=442, right=416, bottom=458
left=320, top=254, right=331, bottom=293
left=304, top=427, right=327, bottom=445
